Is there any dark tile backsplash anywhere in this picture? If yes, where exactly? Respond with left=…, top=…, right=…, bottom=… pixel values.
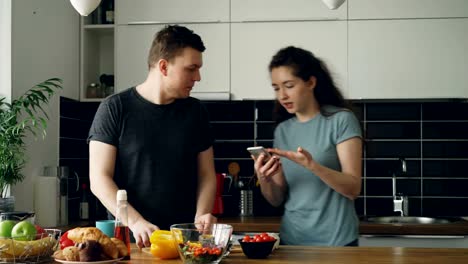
left=60, top=97, right=468, bottom=220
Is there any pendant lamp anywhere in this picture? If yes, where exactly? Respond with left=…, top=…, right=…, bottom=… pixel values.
left=70, top=0, right=101, bottom=16
left=322, top=0, right=346, bottom=10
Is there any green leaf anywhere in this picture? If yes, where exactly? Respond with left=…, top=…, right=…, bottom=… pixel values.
left=0, top=77, right=62, bottom=196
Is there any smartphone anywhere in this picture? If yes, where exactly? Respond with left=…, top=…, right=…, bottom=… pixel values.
left=247, top=146, right=272, bottom=161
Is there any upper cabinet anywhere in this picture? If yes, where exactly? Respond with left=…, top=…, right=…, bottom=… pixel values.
left=115, top=24, right=230, bottom=95
left=231, top=21, right=347, bottom=100
left=348, top=19, right=468, bottom=99
left=349, top=0, right=468, bottom=19
left=80, top=0, right=115, bottom=101
left=115, top=0, right=229, bottom=24
left=231, top=0, right=347, bottom=21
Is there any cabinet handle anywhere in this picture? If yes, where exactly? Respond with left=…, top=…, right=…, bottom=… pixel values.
left=362, top=235, right=465, bottom=239
left=233, top=18, right=341, bottom=23
left=126, top=20, right=222, bottom=25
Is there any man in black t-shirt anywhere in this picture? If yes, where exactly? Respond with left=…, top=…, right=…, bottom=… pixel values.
left=88, top=25, right=217, bottom=249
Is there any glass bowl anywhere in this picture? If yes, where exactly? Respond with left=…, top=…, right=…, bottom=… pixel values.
left=170, top=223, right=233, bottom=264
left=0, top=228, right=61, bottom=263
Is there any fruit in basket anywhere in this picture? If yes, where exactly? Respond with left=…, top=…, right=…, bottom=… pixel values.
left=0, top=235, right=58, bottom=258
left=35, top=224, right=46, bottom=239
left=0, top=220, right=16, bottom=238
left=11, top=220, right=37, bottom=241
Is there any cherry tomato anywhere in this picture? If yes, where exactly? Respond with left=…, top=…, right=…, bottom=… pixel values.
left=59, top=231, right=74, bottom=249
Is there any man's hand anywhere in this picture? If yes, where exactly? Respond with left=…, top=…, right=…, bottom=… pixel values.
left=129, top=218, right=159, bottom=249
left=195, top=213, right=217, bottom=231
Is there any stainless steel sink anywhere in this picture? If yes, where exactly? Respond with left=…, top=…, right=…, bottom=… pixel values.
left=366, top=216, right=455, bottom=224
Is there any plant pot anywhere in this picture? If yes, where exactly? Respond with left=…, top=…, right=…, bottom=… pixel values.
left=0, top=196, right=15, bottom=212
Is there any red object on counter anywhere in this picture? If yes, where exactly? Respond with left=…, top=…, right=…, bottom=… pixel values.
left=212, top=173, right=232, bottom=215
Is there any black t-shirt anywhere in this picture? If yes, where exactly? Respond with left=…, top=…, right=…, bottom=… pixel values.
left=88, top=87, right=213, bottom=229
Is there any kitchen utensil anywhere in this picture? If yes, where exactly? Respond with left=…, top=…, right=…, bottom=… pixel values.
left=212, top=173, right=233, bottom=215
left=228, top=162, right=240, bottom=186
left=239, top=190, right=253, bottom=217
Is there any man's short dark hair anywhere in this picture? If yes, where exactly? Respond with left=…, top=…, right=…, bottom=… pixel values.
left=147, top=25, right=206, bottom=69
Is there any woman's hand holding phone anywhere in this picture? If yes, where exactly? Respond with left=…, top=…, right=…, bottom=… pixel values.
left=247, top=146, right=281, bottom=182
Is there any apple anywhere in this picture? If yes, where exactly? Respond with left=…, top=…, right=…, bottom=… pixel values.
left=11, top=220, right=37, bottom=241
left=0, top=220, right=16, bottom=238
left=35, top=224, right=47, bottom=239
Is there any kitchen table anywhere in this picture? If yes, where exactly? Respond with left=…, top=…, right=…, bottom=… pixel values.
left=58, top=244, right=468, bottom=263
left=218, top=216, right=468, bottom=235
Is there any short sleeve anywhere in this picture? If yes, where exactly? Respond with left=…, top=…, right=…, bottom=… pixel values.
left=87, top=98, right=121, bottom=146
left=335, top=110, right=362, bottom=144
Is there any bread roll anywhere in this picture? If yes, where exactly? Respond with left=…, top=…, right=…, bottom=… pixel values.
left=62, top=246, right=79, bottom=261
left=78, top=240, right=102, bottom=262
left=111, top=237, right=129, bottom=258
left=67, top=227, right=118, bottom=259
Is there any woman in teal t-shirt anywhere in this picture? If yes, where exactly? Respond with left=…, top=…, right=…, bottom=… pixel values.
left=252, top=46, right=362, bottom=246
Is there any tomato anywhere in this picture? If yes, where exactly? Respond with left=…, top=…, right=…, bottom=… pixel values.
left=243, top=235, right=251, bottom=241
left=59, top=231, right=74, bottom=249
left=149, top=230, right=179, bottom=259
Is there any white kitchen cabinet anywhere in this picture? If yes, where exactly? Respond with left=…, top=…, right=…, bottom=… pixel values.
left=115, top=24, right=230, bottom=95
left=231, top=0, right=347, bottom=22
left=231, top=21, right=347, bottom=100
left=348, top=19, right=468, bottom=99
left=360, top=235, right=468, bottom=248
left=115, top=0, right=229, bottom=25
left=349, top=0, right=468, bottom=19
left=80, top=8, right=114, bottom=102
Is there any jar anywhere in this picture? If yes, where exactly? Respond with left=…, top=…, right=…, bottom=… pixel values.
left=87, top=83, right=100, bottom=98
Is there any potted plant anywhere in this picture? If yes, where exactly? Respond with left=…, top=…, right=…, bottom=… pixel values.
left=0, top=78, right=62, bottom=211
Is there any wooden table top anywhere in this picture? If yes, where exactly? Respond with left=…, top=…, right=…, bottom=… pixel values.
left=94, top=245, right=468, bottom=264
left=218, top=216, right=468, bottom=235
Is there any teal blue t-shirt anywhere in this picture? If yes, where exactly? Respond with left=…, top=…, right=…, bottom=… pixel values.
left=274, top=105, right=362, bottom=246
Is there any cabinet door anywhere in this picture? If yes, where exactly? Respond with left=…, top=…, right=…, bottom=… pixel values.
left=231, top=0, right=347, bottom=21
left=115, top=0, right=229, bottom=24
left=349, top=0, right=468, bottom=19
left=231, top=21, right=347, bottom=100
left=348, top=19, right=468, bottom=99
left=115, top=24, right=229, bottom=94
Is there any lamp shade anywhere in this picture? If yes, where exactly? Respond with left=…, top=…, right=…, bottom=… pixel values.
left=70, top=0, right=101, bottom=16
left=322, top=0, right=346, bottom=10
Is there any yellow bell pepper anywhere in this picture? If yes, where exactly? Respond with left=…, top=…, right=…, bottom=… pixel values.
left=149, top=230, right=179, bottom=259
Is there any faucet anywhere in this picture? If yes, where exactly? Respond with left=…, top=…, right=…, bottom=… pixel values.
left=393, top=158, right=408, bottom=217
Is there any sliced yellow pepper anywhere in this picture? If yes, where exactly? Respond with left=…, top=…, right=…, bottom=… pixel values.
left=149, top=230, right=179, bottom=259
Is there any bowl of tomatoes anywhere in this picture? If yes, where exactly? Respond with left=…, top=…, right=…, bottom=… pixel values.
left=170, top=223, right=233, bottom=264
left=238, top=233, right=277, bottom=259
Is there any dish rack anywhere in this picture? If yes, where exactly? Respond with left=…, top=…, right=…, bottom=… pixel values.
left=0, top=229, right=61, bottom=264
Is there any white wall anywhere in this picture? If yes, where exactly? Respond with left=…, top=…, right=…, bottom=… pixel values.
left=0, top=0, right=11, bottom=101
left=11, top=0, right=79, bottom=211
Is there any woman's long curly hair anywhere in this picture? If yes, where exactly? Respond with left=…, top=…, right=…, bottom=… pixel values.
left=269, top=46, right=350, bottom=124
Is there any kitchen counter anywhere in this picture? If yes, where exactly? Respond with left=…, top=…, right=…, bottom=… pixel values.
left=218, top=217, right=468, bottom=235
left=54, top=244, right=468, bottom=263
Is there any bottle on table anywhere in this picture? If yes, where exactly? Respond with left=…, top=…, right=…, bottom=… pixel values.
left=79, top=183, right=89, bottom=220
left=114, top=189, right=131, bottom=259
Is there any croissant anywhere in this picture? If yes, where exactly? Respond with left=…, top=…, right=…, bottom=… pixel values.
left=67, top=227, right=119, bottom=259
left=111, top=237, right=129, bottom=258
